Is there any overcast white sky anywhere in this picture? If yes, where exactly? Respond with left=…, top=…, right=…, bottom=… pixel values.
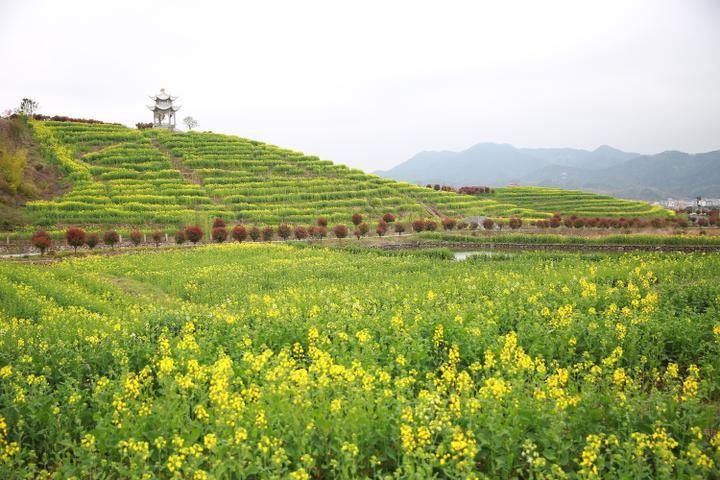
left=1, top=0, right=719, bottom=171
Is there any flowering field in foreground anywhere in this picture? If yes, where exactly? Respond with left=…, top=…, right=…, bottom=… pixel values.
left=0, top=244, right=719, bottom=479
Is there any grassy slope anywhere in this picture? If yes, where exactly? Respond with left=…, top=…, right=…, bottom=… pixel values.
left=8, top=120, right=669, bottom=228
left=0, top=118, right=67, bottom=228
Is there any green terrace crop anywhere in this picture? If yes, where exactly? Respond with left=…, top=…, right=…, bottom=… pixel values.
left=21, top=120, right=670, bottom=228
left=492, top=186, right=668, bottom=218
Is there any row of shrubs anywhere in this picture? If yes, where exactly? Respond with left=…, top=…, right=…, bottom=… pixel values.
left=26, top=209, right=713, bottom=255
left=18, top=113, right=121, bottom=125
left=424, top=184, right=495, bottom=195
left=27, top=214, right=405, bottom=255
left=529, top=214, right=713, bottom=229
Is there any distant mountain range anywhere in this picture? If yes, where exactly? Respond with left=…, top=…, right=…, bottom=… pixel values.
left=374, top=143, right=720, bottom=201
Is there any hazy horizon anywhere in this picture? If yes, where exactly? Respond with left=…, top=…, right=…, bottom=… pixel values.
left=2, top=0, right=719, bottom=171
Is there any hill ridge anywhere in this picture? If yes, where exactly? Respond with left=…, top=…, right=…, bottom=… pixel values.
left=1, top=118, right=668, bottom=229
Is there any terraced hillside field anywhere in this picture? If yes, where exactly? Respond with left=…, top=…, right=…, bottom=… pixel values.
left=18, top=120, right=668, bottom=227
left=492, top=186, right=667, bottom=218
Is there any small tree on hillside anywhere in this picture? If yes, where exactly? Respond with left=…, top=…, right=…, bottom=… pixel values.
left=231, top=225, right=247, bottom=242
left=376, top=224, right=387, bottom=237
left=212, top=218, right=226, bottom=228
left=31, top=230, right=52, bottom=255
left=184, top=225, right=203, bottom=244
left=382, top=213, right=396, bottom=223
left=104, top=230, right=120, bottom=249
left=65, top=227, right=86, bottom=252
left=86, top=233, right=99, bottom=250
left=358, top=222, right=370, bottom=237
left=183, top=116, right=198, bottom=131
left=151, top=229, right=163, bottom=247
left=277, top=224, right=292, bottom=240
left=333, top=224, right=349, bottom=239
left=249, top=225, right=261, bottom=241
left=351, top=213, right=363, bottom=226
left=18, top=98, right=39, bottom=116
left=129, top=229, right=143, bottom=246
left=394, top=222, right=406, bottom=235
left=442, top=217, right=457, bottom=231
left=312, top=225, right=327, bottom=239
left=174, top=230, right=186, bottom=244
left=317, top=217, right=328, bottom=228
left=354, top=228, right=362, bottom=240
left=482, top=218, right=494, bottom=230
left=261, top=226, right=274, bottom=241
left=294, top=225, right=308, bottom=240
left=509, top=217, right=522, bottom=229
left=212, top=226, right=228, bottom=242
left=424, top=220, right=438, bottom=231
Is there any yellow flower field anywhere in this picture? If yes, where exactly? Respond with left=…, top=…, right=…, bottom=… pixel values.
left=0, top=244, right=719, bottom=478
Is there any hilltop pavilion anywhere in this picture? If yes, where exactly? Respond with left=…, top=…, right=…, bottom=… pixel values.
left=147, top=88, right=181, bottom=130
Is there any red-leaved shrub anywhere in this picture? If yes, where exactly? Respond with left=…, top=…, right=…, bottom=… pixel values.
left=312, top=226, right=327, bottom=239
left=212, top=226, right=228, bottom=243
left=277, top=224, right=292, bottom=240
left=412, top=219, right=425, bottom=232
left=261, top=226, right=274, bottom=241
left=86, top=233, right=99, bottom=250
left=382, top=213, right=396, bottom=223
left=351, top=213, right=363, bottom=226
left=509, top=217, right=522, bottom=229
left=249, top=226, right=261, bottom=241
left=184, top=225, right=203, bottom=244
left=151, top=229, right=163, bottom=247
left=104, top=230, right=120, bottom=248
left=294, top=225, right=308, bottom=240
left=174, top=230, right=186, bottom=244
left=394, top=222, right=406, bottom=235
left=212, top=218, right=226, bottom=228
left=31, top=230, right=52, bottom=255
left=65, top=227, right=86, bottom=252
left=333, top=224, right=349, bottom=239
left=231, top=225, right=247, bottom=242
left=442, top=217, right=457, bottom=230
left=129, top=229, right=143, bottom=246
left=424, top=220, right=438, bottom=231
left=317, top=217, right=328, bottom=227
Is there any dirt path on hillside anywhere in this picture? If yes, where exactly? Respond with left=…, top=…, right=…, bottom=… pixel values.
left=149, top=138, right=224, bottom=205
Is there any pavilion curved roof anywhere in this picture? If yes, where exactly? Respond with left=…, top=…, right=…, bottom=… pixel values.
left=149, top=88, right=178, bottom=101
left=147, top=105, right=181, bottom=112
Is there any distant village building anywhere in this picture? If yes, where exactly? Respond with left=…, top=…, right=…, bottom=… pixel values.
left=698, top=198, right=720, bottom=208
left=147, top=88, right=181, bottom=131
left=657, top=197, right=720, bottom=210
